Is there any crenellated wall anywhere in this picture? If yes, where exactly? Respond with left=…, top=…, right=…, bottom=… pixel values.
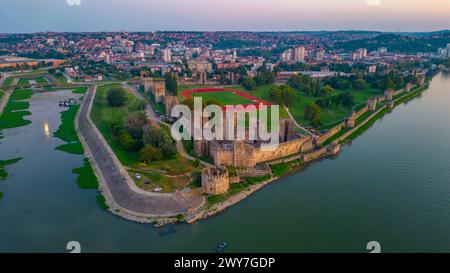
left=316, top=122, right=345, bottom=146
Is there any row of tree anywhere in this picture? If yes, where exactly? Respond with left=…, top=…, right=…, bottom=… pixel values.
left=106, top=88, right=177, bottom=163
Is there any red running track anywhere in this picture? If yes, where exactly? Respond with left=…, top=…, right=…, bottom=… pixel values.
left=180, top=88, right=272, bottom=111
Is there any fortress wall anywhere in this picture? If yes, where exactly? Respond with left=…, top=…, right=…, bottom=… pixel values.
left=152, top=80, right=166, bottom=103
left=354, top=106, right=369, bottom=120
left=301, top=138, right=315, bottom=153
left=393, top=88, right=405, bottom=97
left=252, top=136, right=311, bottom=164
left=377, top=96, right=385, bottom=103
left=211, top=142, right=234, bottom=166
left=316, top=122, right=345, bottom=146
left=303, top=146, right=328, bottom=163
left=334, top=104, right=387, bottom=144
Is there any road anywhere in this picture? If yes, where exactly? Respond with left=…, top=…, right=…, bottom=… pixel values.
left=0, top=78, right=18, bottom=116
left=77, top=86, right=204, bottom=218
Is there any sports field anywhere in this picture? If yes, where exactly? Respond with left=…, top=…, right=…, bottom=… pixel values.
left=181, top=88, right=271, bottom=108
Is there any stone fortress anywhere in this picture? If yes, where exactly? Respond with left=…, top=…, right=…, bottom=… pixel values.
left=140, top=71, right=179, bottom=115
left=141, top=71, right=426, bottom=196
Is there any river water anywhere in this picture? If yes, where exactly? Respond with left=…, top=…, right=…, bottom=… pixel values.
left=1, top=74, right=450, bottom=253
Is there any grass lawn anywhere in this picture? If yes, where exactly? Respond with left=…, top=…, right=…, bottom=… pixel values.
left=91, top=84, right=199, bottom=177
left=35, top=77, right=48, bottom=84
left=54, top=105, right=84, bottom=154
left=0, top=89, right=33, bottom=130
left=139, top=86, right=166, bottom=115
left=146, top=156, right=197, bottom=175
left=71, top=87, right=88, bottom=94
left=191, top=91, right=254, bottom=106
left=91, top=84, right=144, bottom=166
left=207, top=175, right=272, bottom=207
left=229, top=84, right=383, bottom=128
left=129, top=170, right=191, bottom=193
left=72, top=158, right=98, bottom=189
left=17, top=78, right=29, bottom=85
left=1, top=77, right=14, bottom=89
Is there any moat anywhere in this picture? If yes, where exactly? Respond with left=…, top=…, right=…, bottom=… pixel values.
left=1, top=73, right=450, bottom=252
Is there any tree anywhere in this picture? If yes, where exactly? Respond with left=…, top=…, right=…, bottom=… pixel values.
left=254, top=71, right=275, bottom=86
left=330, top=95, right=341, bottom=106
left=142, top=126, right=178, bottom=160
left=107, top=88, right=126, bottom=107
left=119, top=131, right=138, bottom=151
left=124, top=111, right=147, bottom=140
left=315, top=97, right=328, bottom=108
left=269, top=85, right=298, bottom=107
left=268, top=86, right=283, bottom=105
left=242, top=77, right=257, bottom=91
left=353, top=79, right=366, bottom=90
left=143, top=126, right=166, bottom=147
left=319, top=85, right=334, bottom=97
left=304, top=102, right=322, bottom=126
left=339, top=92, right=355, bottom=107
left=140, top=145, right=163, bottom=163
left=165, top=73, right=178, bottom=95
left=280, top=85, right=298, bottom=106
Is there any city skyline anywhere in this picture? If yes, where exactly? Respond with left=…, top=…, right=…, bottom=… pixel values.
left=1, top=0, right=450, bottom=33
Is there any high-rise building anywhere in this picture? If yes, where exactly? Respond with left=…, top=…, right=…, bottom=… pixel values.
left=162, top=48, right=172, bottom=63
left=377, top=47, right=388, bottom=55
left=353, top=48, right=368, bottom=60
left=437, top=44, right=450, bottom=58
left=294, top=46, right=306, bottom=62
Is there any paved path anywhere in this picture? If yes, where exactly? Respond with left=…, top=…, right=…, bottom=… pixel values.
left=122, top=83, right=160, bottom=122
left=284, top=105, right=316, bottom=137
left=76, top=86, right=204, bottom=218
left=176, top=140, right=214, bottom=168
left=0, top=78, right=18, bottom=117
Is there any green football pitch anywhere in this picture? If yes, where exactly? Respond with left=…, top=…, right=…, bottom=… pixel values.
left=190, top=91, right=255, bottom=106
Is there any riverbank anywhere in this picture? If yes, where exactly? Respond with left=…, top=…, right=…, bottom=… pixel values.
left=188, top=77, right=434, bottom=225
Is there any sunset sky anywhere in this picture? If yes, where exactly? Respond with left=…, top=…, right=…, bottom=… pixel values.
left=1, top=0, right=450, bottom=33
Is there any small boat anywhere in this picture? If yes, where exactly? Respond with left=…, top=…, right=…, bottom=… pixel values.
left=216, top=242, right=228, bottom=253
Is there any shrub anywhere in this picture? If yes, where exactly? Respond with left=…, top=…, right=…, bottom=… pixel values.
left=106, top=88, right=126, bottom=107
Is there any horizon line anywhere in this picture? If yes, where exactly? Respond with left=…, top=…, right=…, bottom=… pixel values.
left=1, top=29, right=450, bottom=35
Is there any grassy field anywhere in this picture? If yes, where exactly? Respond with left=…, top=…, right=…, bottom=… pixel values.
left=139, top=86, right=166, bottom=115
left=190, top=91, right=254, bottom=106
left=17, top=78, right=29, bottom=85
left=207, top=175, right=272, bottom=207
left=1, top=77, right=14, bottom=89
left=0, top=89, right=33, bottom=130
left=35, top=77, right=48, bottom=84
left=71, top=87, right=88, bottom=94
left=91, top=84, right=198, bottom=176
left=129, top=170, right=191, bottom=193
left=229, top=84, right=382, bottom=128
left=90, top=84, right=143, bottom=166
left=54, top=105, right=84, bottom=154
left=72, top=158, right=99, bottom=189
